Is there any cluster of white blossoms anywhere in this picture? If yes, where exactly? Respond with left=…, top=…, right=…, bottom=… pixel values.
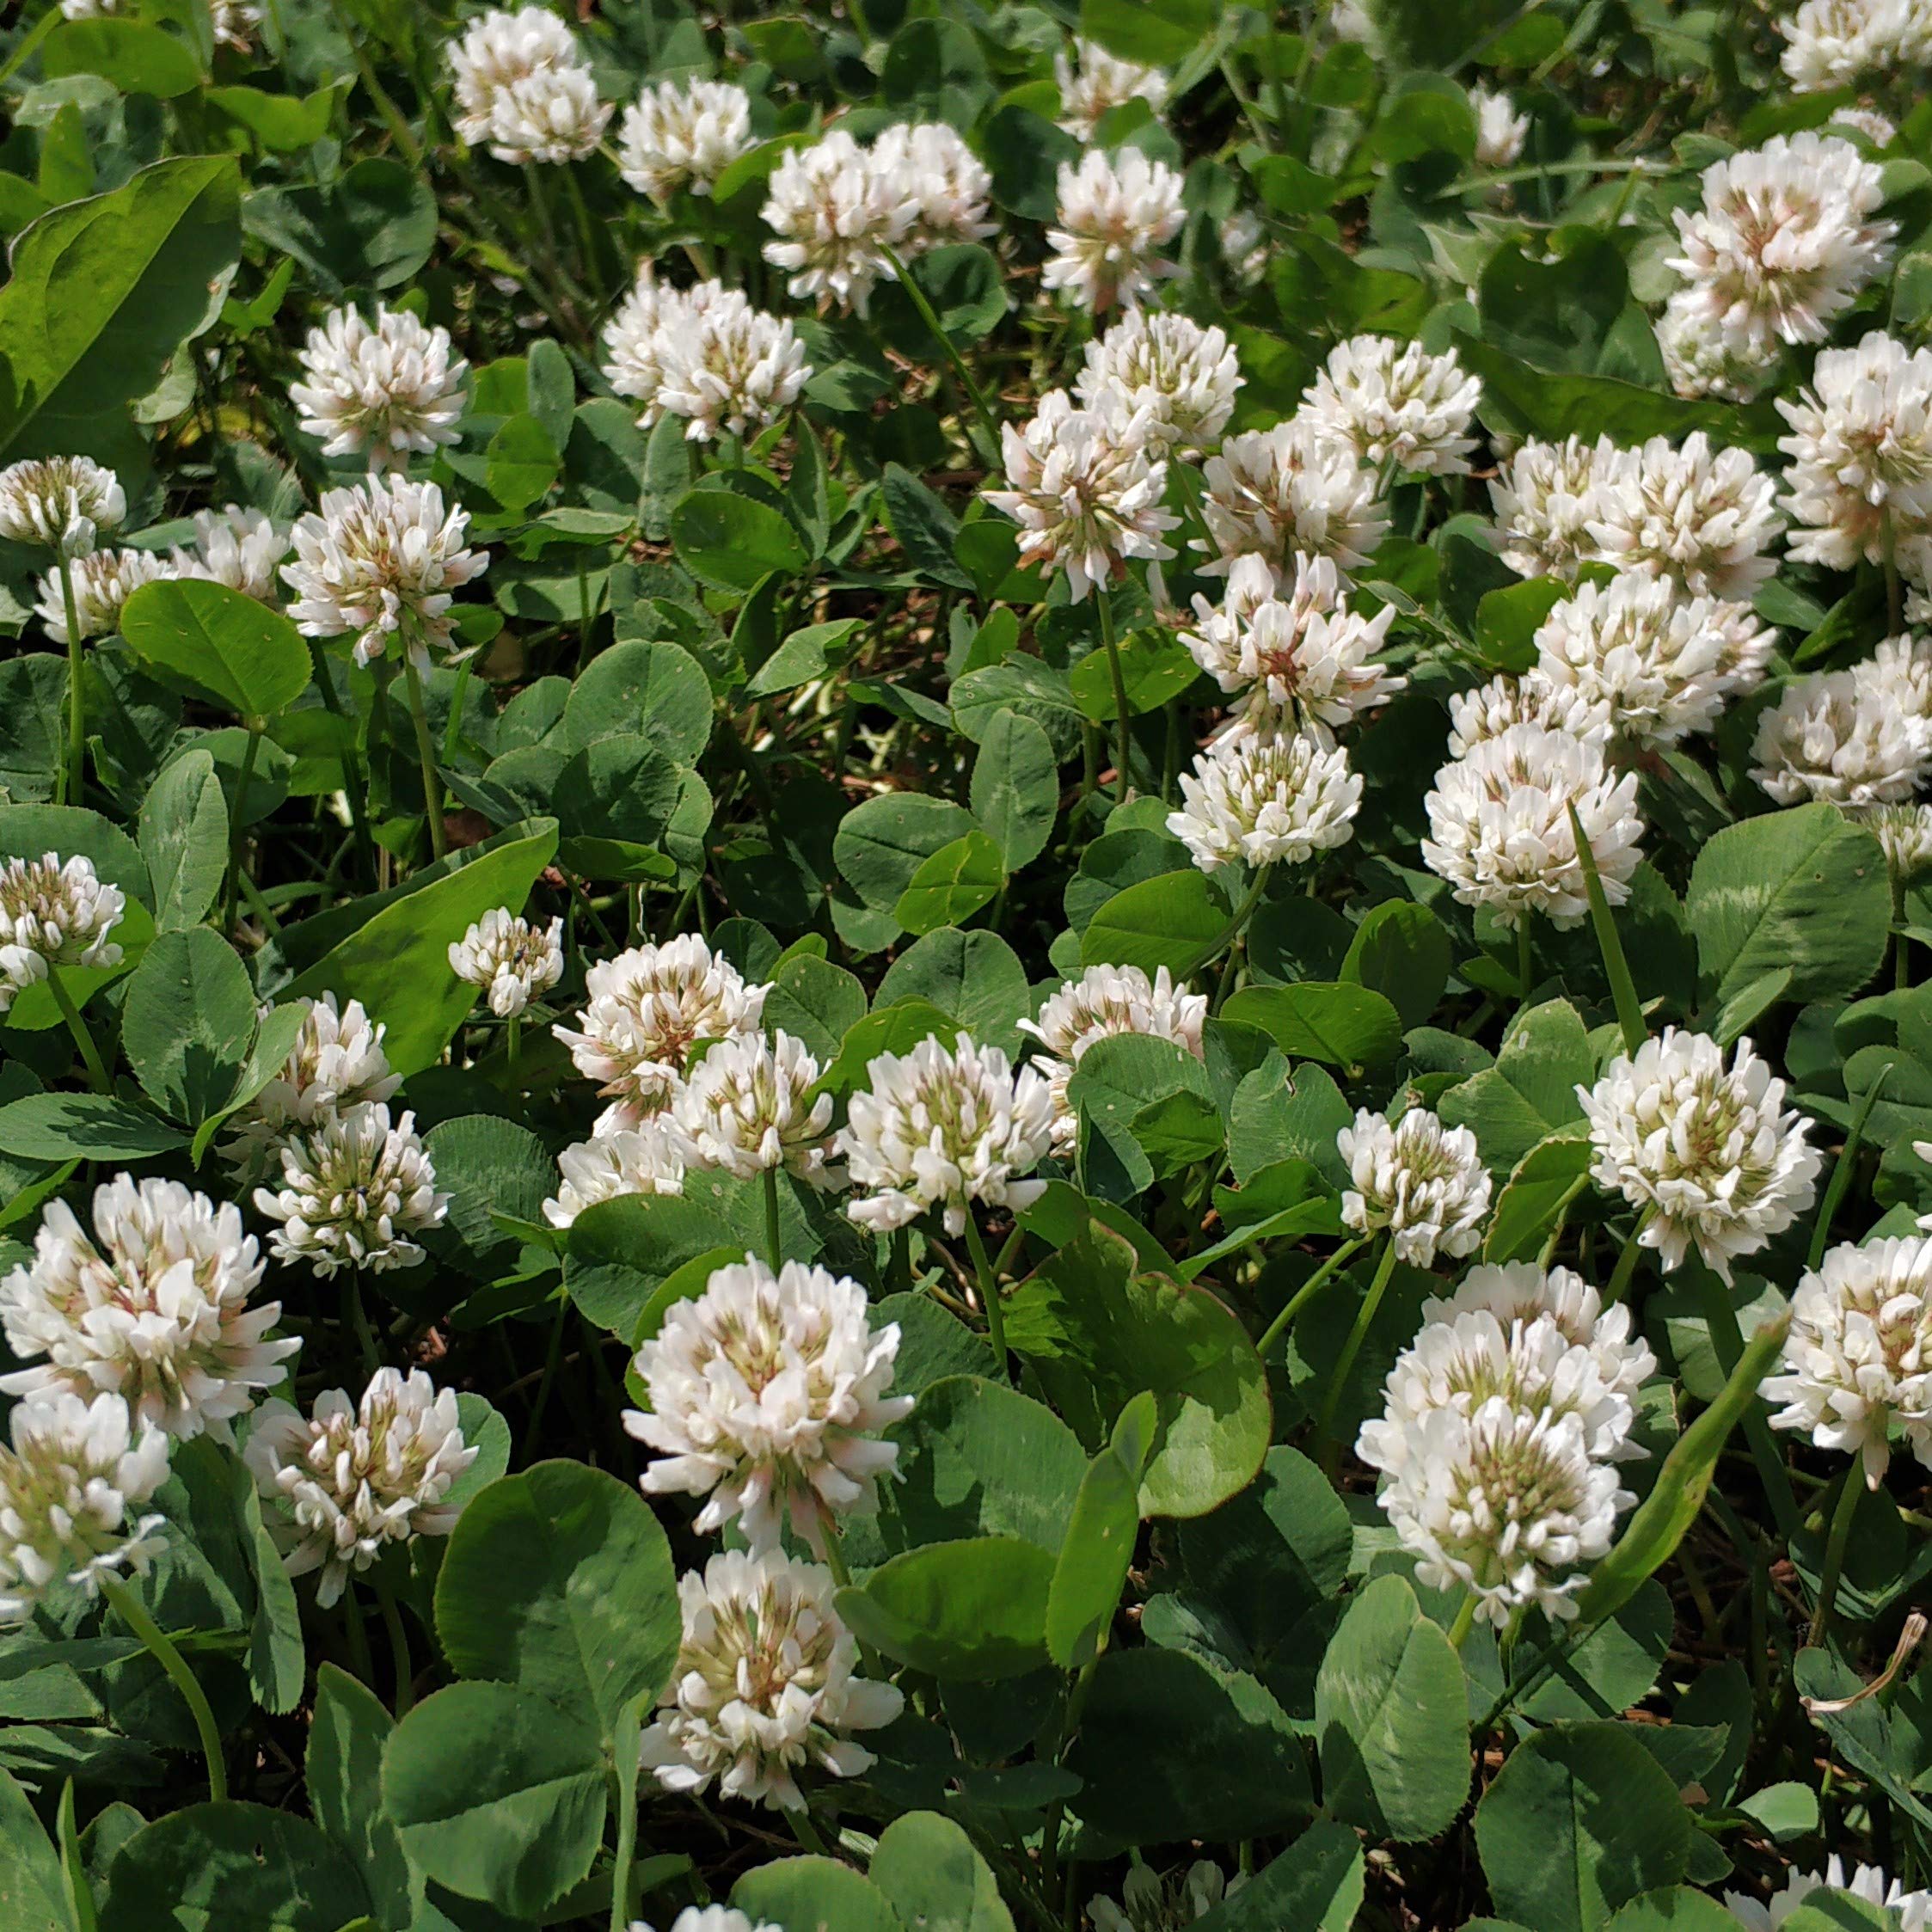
left=1751, top=657, right=1932, bottom=808
left=627, top=1255, right=911, bottom=1551
left=1168, top=722, right=1365, bottom=874
left=1301, top=335, right=1483, bottom=477
left=1077, top=310, right=1243, bottom=457
left=1043, top=148, right=1187, bottom=312
left=600, top=269, right=811, bottom=445
left=1488, top=434, right=1617, bottom=580
left=1660, top=132, right=1896, bottom=396
left=446, top=5, right=610, bottom=165
left=1359, top=1263, right=1653, bottom=1626
left=0, top=849, right=125, bottom=1014
left=245, top=1367, right=476, bottom=1605
left=1337, top=1107, right=1493, bottom=1266
left=289, top=304, right=470, bottom=469
left=1444, top=672, right=1610, bottom=758
left=1020, top=964, right=1209, bottom=1156
left=1727, top=1857, right=1932, bottom=1932
left=1853, top=800, right=1932, bottom=881
left=169, top=506, right=291, bottom=604
left=543, top=1120, right=687, bottom=1229
left=0, top=1177, right=297, bottom=1441
left=1579, top=1029, right=1821, bottom=1281
left=641, top=1547, right=905, bottom=1811
left=34, top=546, right=174, bottom=644
left=1422, top=721, right=1644, bottom=929
left=449, top=907, right=565, bottom=1019
left=0, top=454, right=125, bottom=557
left=667, top=1030, right=838, bottom=1186
left=1089, top=1861, right=1244, bottom=1932
left=631, top=1912, right=778, bottom=1932
left=221, top=991, right=401, bottom=1180
left=1198, top=417, right=1391, bottom=582
left=617, top=77, right=754, bottom=202
left=1469, top=84, right=1529, bottom=169
left=1779, top=0, right=1931, bottom=90
left=1054, top=37, right=1169, bottom=140
left=281, top=475, right=488, bottom=670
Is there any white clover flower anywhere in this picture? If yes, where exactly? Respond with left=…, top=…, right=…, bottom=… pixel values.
left=1302, top=335, right=1483, bottom=478
left=1657, top=290, right=1781, bottom=404
left=983, top=387, right=1177, bottom=602
left=281, top=475, right=488, bottom=671
left=1337, top=1107, right=1493, bottom=1267
left=871, top=121, right=997, bottom=254
left=1182, top=550, right=1403, bottom=737
left=840, top=1034, right=1054, bottom=1237
left=0, top=1393, right=169, bottom=1628
left=1779, top=0, right=1920, bottom=89
left=0, top=850, right=124, bottom=1015
left=449, top=907, right=564, bottom=1019
left=208, top=0, right=258, bottom=50
left=617, top=77, right=754, bottom=201
left=1221, top=207, right=1271, bottom=285
left=1089, top=1862, right=1243, bottom=1932
left=1727, top=1857, right=1932, bottom=1932
left=1041, top=148, right=1185, bottom=312
left=1533, top=575, right=1770, bottom=749
left=34, top=547, right=174, bottom=644
left=289, top=304, right=471, bottom=469
left=0, top=456, right=124, bottom=557
left=653, top=286, right=813, bottom=445
left=1421, top=722, right=1644, bottom=929
left=553, top=936, right=769, bottom=1125
left=1053, top=37, right=1169, bottom=140
left=1424, top=1260, right=1657, bottom=1407
left=244, top=1368, right=476, bottom=1607
left=447, top=6, right=610, bottom=164
left=1751, top=669, right=1930, bottom=807
left=169, top=506, right=291, bottom=604
left=627, top=1254, right=911, bottom=1551
left=1778, top=331, right=1932, bottom=570
left=543, top=1122, right=686, bottom=1229
left=1198, top=418, right=1390, bottom=582
left=1369, top=1395, right=1633, bottom=1626
left=1849, top=801, right=1932, bottom=880
left=633, top=1913, right=779, bottom=1932
left=670, top=1031, right=837, bottom=1186
left=1585, top=432, right=1782, bottom=599
left=220, top=992, right=400, bottom=1181
left=1855, top=631, right=1932, bottom=727
left=762, top=128, right=917, bottom=316
left=600, top=265, right=689, bottom=429
left=1579, top=1028, right=1821, bottom=1283
left=1076, top=310, right=1242, bottom=456
left=641, top=1548, right=905, bottom=1812
left=1168, top=723, right=1363, bottom=874
left=1470, top=84, right=1530, bottom=169
left=1668, top=133, right=1896, bottom=363
left=1831, top=105, right=1900, bottom=146
left=1, top=1176, right=296, bottom=1441
left=1488, top=434, right=1616, bottom=581
left=1019, top=963, right=1208, bottom=1156
left=1444, top=672, right=1613, bottom=758
left=254, top=1103, right=450, bottom=1277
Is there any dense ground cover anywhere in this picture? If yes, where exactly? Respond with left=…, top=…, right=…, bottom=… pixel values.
left=3, top=0, right=1932, bottom=1927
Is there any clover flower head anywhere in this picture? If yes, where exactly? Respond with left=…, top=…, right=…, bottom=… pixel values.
left=1053, top=36, right=1169, bottom=140
left=289, top=304, right=471, bottom=469
left=617, top=77, right=754, bottom=201
left=870, top=121, right=997, bottom=254
left=670, top=1031, right=838, bottom=1186
left=34, top=547, right=174, bottom=644
left=762, top=128, right=918, bottom=316
left=1302, top=334, right=1483, bottom=477
left=220, top=992, right=400, bottom=1180
left=1042, top=148, right=1185, bottom=312
left=170, top=506, right=291, bottom=604
left=1657, top=290, right=1782, bottom=403
left=1168, top=721, right=1364, bottom=874
left=1198, top=417, right=1390, bottom=582
left=653, top=285, right=813, bottom=445
left=1585, top=432, right=1782, bottom=599
left=1337, top=1106, right=1493, bottom=1266
left=0, top=850, right=124, bottom=1015
left=447, top=6, right=610, bottom=164
left=1470, top=84, right=1529, bottom=168
left=449, top=907, right=564, bottom=1018
left=1444, top=672, right=1613, bottom=758
left=1077, top=310, right=1242, bottom=456
left=543, top=1121, right=687, bottom=1229
left=1751, top=668, right=1930, bottom=807
left=254, top=1103, right=449, bottom=1277
left=0, top=455, right=124, bottom=557
left=1488, top=434, right=1616, bottom=581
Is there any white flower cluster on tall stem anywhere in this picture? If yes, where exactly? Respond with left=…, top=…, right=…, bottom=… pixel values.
left=1579, top=1028, right=1821, bottom=1282
left=1751, top=666, right=1931, bottom=807
left=169, top=506, right=291, bottom=604
left=245, top=1368, right=476, bottom=1605
left=1054, top=38, right=1169, bottom=139
left=1020, top=964, right=1208, bottom=1156
left=1421, top=722, right=1644, bottom=929
left=983, top=388, right=1177, bottom=601
left=1042, top=149, right=1186, bottom=312
left=670, top=1031, right=837, bottom=1186
left=255, top=1103, right=450, bottom=1277
left=447, top=6, right=610, bottom=165
left=554, top=935, right=769, bottom=1129
left=761, top=129, right=917, bottom=316
left=221, top=992, right=400, bottom=1181
left=840, top=1034, right=1054, bottom=1236
left=1445, top=672, right=1611, bottom=758
left=449, top=908, right=564, bottom=1018
left=1587, top=432, right=1782, bottom=600
left=632, top=1912, right=778, bottom=1932
left=0, top=1392, right=169, bottom=1628
left=1077, top=310, right=1242, bottom=456
left=627, top=1255, right=911, bottom=1551
left=1727, top=1857, right=1932, bottom=1932
left=1168, top=723, right=1364, bottom=874
left=1657, top=297, right=1782, bottom=404
left=1198, top=418, right=1389, bottom=581
left=1337, top=1107, right=1493, bottom=1266
left=1, top=1177, right=297, bottom=1441
left=0, top=850, right=124, bottom=1014
left=1850, top=800, right=1932, bottom=881
left=1301, top=335, right=1482, bottom=477
left=1780, top=0, right=1929, bottom=89
left=282, top=475, right=488, bottom=670
left=870, top=122, right=999, bottom=255
left=289, top=304, right=470, bottom=469
left=34, top=548, right=174, bottom=644
left=641, top=1548, right=904, bottom=1811
left=1359, top=1261, right=1651, bottom=1625
left=543, top=1122, right=687, bottom=1229
left=617, top=77, right=754, bottom=202
left=1488, top=434, right=1616, bottom=581
left=1469, top=85, right=1529, bottom=169
left=0, top=455, right=124, bottom=557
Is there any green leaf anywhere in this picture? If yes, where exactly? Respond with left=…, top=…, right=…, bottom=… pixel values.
left=240, top=157, right=435, bottom=295
left=1341, top=900, right=1452, bottom=1029
left=1193, top=1818, right=1365, bottom=1932
left=837, top=1536, right=1054, bottom=1678
left=1082, top=870, right=1227, bottom=978
left=383, top=1682, right=605, bottom=1921
left=1080, top=0, right=1219, bottom=64
left=836, top=794, right=979, bottom=914
left=812, top=998, right=962, bottom=1101
left=485, top=414, right=561, bottom=515
left=137, top=748, right=227, bottom=933
left=669, top=487, right=807, bottom=592
left=0, top=1094, right=185, bottom=1162
left=1474, top=1723, right=1693, bottom=1932
left=306, top=1666, right=414, bottom=1932
left=0, top=1766, right=71, bottom=1932
left=120, top=928, right=255, bottom=1129
left=560, top=638, right=715, bottom=769
left=1219, top=982, right=1404, bottom=1071
left=1483, top=1129, right=1593, bottom=1263
left=970, top=710, right=1059, bottom=871
left=203, top=83, right=338, bottom=152
left=744, top=618, right=861, bottom=700
left=0, top=655, right=67, bottom=805
left=1604, top=1890, right=1745, bottom=1932
left=893, top=831, right=1004, bottom=937
left=42, top=19, right=203, bottom=96
left=732, top=1857, right=903, bottom=1932
left=1685, top=802, right=1890, bottom=1011
left=1068, top=629, right=1200, bottom=721
left=232, top=1452, right=303, bottom=1716
left=874, top=929, right=1032, bottom=1058
left=120, top=579, right=310, bottom=724
left=424, top=1115, right=558, bottom=1268
left=1047, top=1394, right=1156, bottom=1668
left=1315, top=1574, right=1470, bottom=1842
left=880, top=463, right=973, bottom=589
left=1441, top=997, right=1595, bottom=1171
left=870, top=1812, right=1015, bottom=1932
left=433, top=1461, right=680, bottom=1733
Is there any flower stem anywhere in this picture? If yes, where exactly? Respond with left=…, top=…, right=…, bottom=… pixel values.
left=1809, top=1059, right=1890, bottom=1269
left=374, top=1575, right=414, bottom=1717
left=1808, top=1460, right=1863, bottom=1650
left=1567, top=801, right=1646, bottom=1054
left=1254, top=1235, right=1368, bottom=1359
left=784, top=1802, right=831, bottom=1856
left=308, top=641, right=378, bottom=884
left=879, top=245, right=1003, bottom=459
left=222, top=725, right=263, bottom=935
left=763, top=1165, right=784, bottom=1273
left=1094, top=586, right=1135, bottom=803
left=99, top=1573, right=227, bottom=1801
left=1602, top=1205, right=1655, bottom=1306
left=1517, top=917, right=1534, bottom=1003
left=58, top=556, right=84, bottom=807
left=341, top=1267, right=379, bottom=1378
left=1316, top=1238, right=1399, bottom=1472
left=46, top=967, right=110, bottom=1094
left=505, top=1015, right=522, bottom=1085
left=1182, top=863, right=1275, bottom=985
left=402, top=652, right=448, bottom=862
left=1448, top=1592, right=1479, bottom=1652
left=962, top=1213, right=1012, bottom=1384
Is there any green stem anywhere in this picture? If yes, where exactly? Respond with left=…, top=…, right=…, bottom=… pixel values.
left=222, top=725, right=263, bottom=934
left=1568, top=802, right=1646, bottom=1054
left=1896, top=877, right=1911, bottom=994
left=1602, top=1205, right=1655, bottom=1306
left=1448, top=1592, right=1479, bottom=1652
left=1809, top=1060, right=1890, bottom=1268
left=46, top=967, right=110, bottom=1094
left=98, top=1573, right=226, bottom=1801
left=822, top=1526, right=851, bottom=1589
left=1808, top=1461, right=1863, bottom=1650
left=785, top=1803, right=831, bottom=1855
left=1094, top=587, right=1134, bottom=802
left=58, top=556, right=84, bottom=808
left=374, top=1576, right=414, bottom=1716
left=1315, top=1239, right=1399, bottom=1468
left=505, top=1015, right=522, bottom=1086
left=878, top=246, right=1002, bottom=457
left=402, top=653, right=448, bottom=862
left=1517, top=916, right=1534, bottom=1003
left=1254, top=1235, right=1368, bottom=1359
left=763, top=1164, right=784, bottom=1273
left=1181, top=864, right=1275, bottom=983
left=443, top=658, right=473, bottom=767
left=962, top=1213, right=1011, bottom=1384
left=307, top=643, right=378, bottom=885
left=341, top=1268, right=379, bottom=1377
